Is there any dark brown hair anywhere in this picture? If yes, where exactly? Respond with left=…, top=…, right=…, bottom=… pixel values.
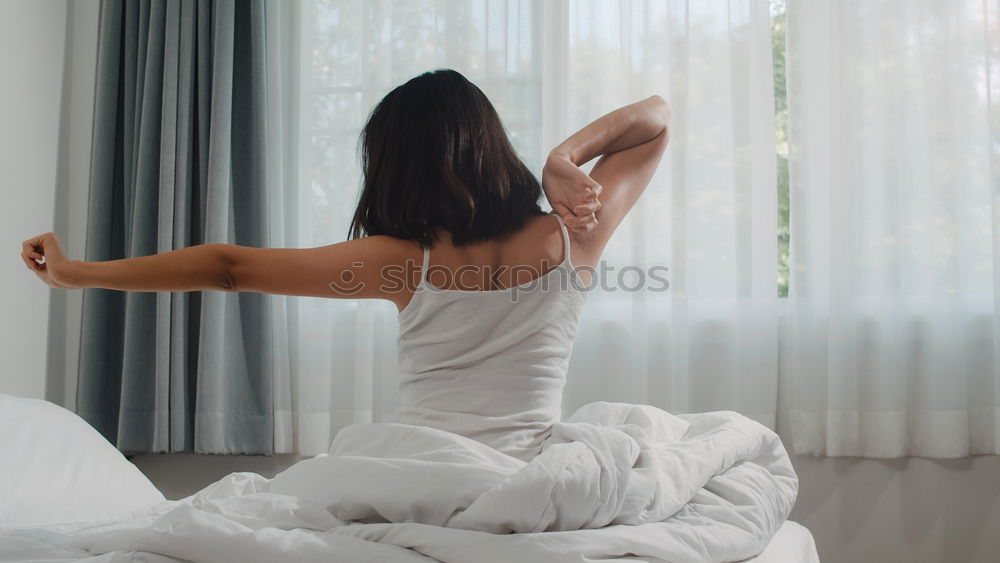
left=349, top=69, right=544, bottom=246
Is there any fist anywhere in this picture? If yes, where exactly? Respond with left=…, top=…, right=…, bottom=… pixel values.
left=542, top=152, right=603, bottom=233
left=21, top=232, right=76, bottom=289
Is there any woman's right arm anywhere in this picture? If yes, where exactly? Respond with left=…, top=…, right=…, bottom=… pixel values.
left=21, top=231, right=423, bottom=310
left=545, top=95, right=671, bottom=267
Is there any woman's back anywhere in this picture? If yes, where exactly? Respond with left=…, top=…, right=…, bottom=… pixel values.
left=395, top=212, right=587, bottom=462
left=408, top=212, right=578, bottom=292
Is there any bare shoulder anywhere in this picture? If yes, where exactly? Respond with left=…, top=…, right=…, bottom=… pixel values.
left=522, top=213, right=592, bottom=283
left=355, top=234, right=424, bottom=298
left=361, top=234, right=423, bottom=264
left=514, top=213, right=572, bottom=268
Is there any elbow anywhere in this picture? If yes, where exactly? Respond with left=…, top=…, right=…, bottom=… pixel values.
left=210, top=244, right=239, bottom=292
left=646, top=95, right=672, bottom=133
left=654, top=123, right=670, bottom=149
left=217, top=269, right=238, bottom=292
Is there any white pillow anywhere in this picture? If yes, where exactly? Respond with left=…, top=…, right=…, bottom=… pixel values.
left=0, top=393, right=165, bottom=527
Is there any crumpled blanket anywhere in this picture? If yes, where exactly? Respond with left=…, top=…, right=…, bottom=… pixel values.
left=0, top=402, right=798, bottom=563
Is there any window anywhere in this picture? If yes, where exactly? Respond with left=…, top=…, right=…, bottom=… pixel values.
left=305, top=0, right=792, bottom=296
left=770, top=0, right=789, bottom=297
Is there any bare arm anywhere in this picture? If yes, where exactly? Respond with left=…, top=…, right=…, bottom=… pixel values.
left=56, top=244, right=237, bottom=292
left=544, top=95, right=671, bottom=266
left=552, top=95, right=670, bottom=167
left=21, top=232, right=420, bottom=307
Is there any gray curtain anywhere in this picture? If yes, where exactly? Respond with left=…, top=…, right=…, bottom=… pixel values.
left=77, top=0, right=275, bottom=454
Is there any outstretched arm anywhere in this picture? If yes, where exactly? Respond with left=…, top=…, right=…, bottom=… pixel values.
left=21, top=232, right=420, bottom=305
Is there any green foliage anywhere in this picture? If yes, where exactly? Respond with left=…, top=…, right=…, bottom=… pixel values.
left=771, top=0, right=789, bottom=297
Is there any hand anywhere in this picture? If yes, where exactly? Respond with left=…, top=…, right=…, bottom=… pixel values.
left=21, top=232, right=77, bottom=289
left=542, top=152, right=602, bottom=233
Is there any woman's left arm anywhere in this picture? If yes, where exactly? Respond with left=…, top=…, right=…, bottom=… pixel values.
left=20, top=232, right=419, bottom=304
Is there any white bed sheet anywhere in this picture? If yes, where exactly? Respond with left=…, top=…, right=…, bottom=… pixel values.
left=0, top=519, right=819, bottom=562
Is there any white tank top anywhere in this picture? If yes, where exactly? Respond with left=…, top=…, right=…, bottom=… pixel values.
left=395, top=212, right=587, bottom=462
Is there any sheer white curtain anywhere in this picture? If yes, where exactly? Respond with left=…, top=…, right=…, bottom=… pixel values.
left=555, top=1, right=778, bottom=425
left=275, top=0, right=779, bottom=456
left=784, top=0, right=1000, bottom=456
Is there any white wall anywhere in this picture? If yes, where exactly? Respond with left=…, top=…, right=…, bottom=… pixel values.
left=0, top=0, right=69, bottom=399
left=45, top=0, right=99, bottom=410
left=19, top=2, right=1000, bottom=562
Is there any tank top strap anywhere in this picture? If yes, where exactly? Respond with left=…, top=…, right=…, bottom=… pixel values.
left=419, top=244, right=431, bottom=285
left=549, top=211, right=572, bottom=267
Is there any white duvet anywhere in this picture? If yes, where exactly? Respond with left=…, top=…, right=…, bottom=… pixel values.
left=0, top=401, right=798, bottom=563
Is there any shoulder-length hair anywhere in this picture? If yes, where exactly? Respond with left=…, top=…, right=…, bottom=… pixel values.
left=349, top=69, right=545, bottom=246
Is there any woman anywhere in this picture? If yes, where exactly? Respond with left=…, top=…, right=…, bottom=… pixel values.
left=21, top=69, right=671, bottom=461
left=14, top=72, right=800, bottom=561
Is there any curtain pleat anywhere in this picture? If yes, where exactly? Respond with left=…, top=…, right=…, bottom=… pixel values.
left=77, top=0, right=277, bottom=454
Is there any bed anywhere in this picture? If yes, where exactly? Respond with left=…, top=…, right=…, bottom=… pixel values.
left=0, top=394, right=819, bottom=562
left=749, top=521, right=819, bottom=562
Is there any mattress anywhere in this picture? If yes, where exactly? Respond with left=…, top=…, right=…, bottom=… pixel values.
left=1, top=520, right=819, bottom=563
left=748, top=521, right=821, bottom=563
